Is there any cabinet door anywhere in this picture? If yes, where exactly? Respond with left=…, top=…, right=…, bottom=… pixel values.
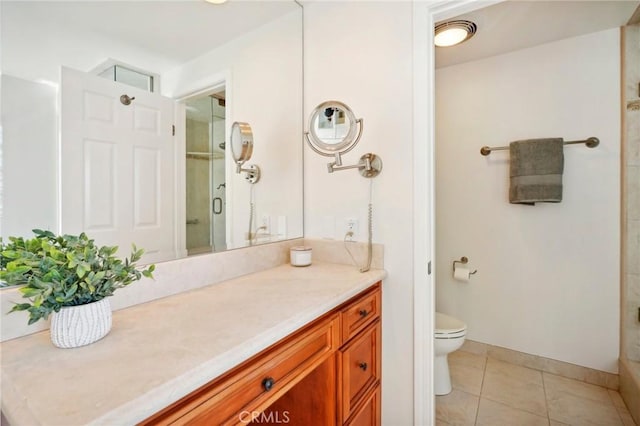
left=254, top=354, right=337, bottom=426
left=340, top=320, right=381, bottom=422
left=345, top=387, right=380, bottom=426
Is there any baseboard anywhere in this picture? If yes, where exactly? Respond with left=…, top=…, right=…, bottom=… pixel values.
left=460, top=339, right=619, bottom=390
left=619, top=357, right=640, bottom=425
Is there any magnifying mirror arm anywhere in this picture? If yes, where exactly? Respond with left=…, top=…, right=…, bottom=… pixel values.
left=328, top=154, right=367, bottom=173
left=328, top=153, right=381, bottom=177
left=328, top=162, right=360, bottom=173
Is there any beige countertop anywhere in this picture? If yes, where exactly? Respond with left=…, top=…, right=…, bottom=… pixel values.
left=0, top=262, right=386, bottom=426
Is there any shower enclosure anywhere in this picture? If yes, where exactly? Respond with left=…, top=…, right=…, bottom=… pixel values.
left=185, top=91, right=227, bottom=254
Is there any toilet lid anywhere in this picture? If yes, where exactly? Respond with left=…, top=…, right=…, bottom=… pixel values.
left=435, top=312, right=466, bottom=334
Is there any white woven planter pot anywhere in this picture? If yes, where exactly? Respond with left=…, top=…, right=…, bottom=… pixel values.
left=50, top=298, right=112, bottom=348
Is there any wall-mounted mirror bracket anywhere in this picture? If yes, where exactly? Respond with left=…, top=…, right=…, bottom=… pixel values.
left=237, top=164, right=261, bottom=184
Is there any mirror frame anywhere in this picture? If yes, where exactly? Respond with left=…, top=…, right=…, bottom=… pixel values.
left=306, top=100, right=360, bottom=154
left=230, top=121, right=254, bottom=165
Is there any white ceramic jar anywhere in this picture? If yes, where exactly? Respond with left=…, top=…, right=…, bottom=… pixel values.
left=290, top=246, right=312, bottom=267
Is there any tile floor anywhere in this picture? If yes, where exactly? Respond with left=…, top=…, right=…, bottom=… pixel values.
left=436, top=350, right=637, bottom=426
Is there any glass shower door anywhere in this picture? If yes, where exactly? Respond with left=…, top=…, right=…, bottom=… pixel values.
left=185, top=91, right=226, bottom=254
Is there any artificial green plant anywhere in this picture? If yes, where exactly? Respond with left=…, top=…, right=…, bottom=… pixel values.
left=0, top=229, right=155, bottom=324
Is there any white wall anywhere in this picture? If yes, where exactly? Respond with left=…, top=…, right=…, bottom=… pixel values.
left=1, top=76, right=58, bottom=238
left=163, top=11, right=303, bottom=249
left=303, top=2, right=415, bottom=423
left=436, top=29, right=620, bottom=373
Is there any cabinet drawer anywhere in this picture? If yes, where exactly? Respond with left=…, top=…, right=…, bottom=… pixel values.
left=340, top=320, right=381, bottom=421
left=345, top=386, right=380, bottom=426
left=145, top=315, right=340, bottom=426
left=341, top=284, right=381, bottom=343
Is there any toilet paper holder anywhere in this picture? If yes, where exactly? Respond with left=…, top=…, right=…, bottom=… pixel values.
left=453, top=257, right=478, bottom=274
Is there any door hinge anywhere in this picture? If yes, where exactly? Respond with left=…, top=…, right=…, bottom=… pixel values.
left=428, top=261, right=432, bottom=275
left=172, top=124, right=175, bottom=136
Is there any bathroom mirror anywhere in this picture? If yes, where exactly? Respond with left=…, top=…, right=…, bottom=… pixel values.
left=231, top=122, right=255, bottom=165
left=306, top=100, right=360, bottom=153
left=0, top=0, right=304, bottom=276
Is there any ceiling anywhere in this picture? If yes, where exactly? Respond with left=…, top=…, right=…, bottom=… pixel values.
left=1, top=1, right=298, bottom=67
left=435, top=1, right=640, bottom=69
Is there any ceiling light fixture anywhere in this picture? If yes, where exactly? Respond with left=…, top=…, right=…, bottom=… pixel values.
left=204, top=0, right=228, bottom=4
left=434, top=20, right=477, bottom=47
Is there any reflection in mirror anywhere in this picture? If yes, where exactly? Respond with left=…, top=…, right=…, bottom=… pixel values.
left=314, top=107, right=349, bottom=143
left=185, top=90, right=227, bottom=255
left=230, top=122, right=261, bottom=184
left=230, top=122, right=254, bottom=165
left=0, top=1, right=304, bottom=280
left=307, top=100, right=359, bottom=152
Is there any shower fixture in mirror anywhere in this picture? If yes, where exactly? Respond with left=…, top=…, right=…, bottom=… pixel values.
left=0, top=0, right=303, bottom=276
left=305, top=100, right=383, bottom=177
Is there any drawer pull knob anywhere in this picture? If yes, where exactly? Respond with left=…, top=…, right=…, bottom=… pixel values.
left=262, top=377, right=275, bottom=391
left=359, top=309, right=368, bottom=317
left=358, top=362, right=368, bottom=371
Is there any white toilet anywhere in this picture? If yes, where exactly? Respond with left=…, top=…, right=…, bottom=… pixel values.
left=434, top=312, right=467, bottom=395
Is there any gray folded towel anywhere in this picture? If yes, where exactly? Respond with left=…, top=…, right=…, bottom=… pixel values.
left=509, top=138, right=564, bottom=205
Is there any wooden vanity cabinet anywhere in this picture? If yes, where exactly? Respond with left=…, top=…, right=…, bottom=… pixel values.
left=140, top=282, right=381, bottom=426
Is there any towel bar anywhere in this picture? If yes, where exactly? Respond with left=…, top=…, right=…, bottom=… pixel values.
left=480, top=137, right=599, bottom=156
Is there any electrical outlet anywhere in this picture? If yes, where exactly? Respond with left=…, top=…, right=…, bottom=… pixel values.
left=261, top=214, right=270, bottom=234
left=345, top=218, right=359, bottom=240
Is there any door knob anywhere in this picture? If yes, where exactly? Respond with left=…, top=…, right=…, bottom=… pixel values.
left=120, top=94, right=136, bottom=105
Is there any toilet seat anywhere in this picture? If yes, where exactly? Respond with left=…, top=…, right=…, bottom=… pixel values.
left=435, top=312, right=466, bottom=339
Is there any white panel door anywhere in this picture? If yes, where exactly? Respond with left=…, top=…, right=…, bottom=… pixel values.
left=61, top=67, right=177, bottom=263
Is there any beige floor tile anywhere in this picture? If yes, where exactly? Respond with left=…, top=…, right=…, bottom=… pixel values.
left=450, top=350, right=487, bottom=370
left=449, top=351, right=486, bottom=396
left=550, top=421, right=570, bottom=426
left=436, top=389, right=479, bottom=426
left=476, top=398, right=549, bottom=426
left=460, top=340, right=489, bottom=356
left=543, top=373, right=611, bottom=405
left=546, top=391, right=623, bottom=425
left=481, top=358, right=547, bottom=416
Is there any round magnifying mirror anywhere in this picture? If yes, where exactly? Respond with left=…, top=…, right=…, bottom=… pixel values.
left=307, top=101, right=359, bottom=154
left=230, top=122, right=254, bottom=165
